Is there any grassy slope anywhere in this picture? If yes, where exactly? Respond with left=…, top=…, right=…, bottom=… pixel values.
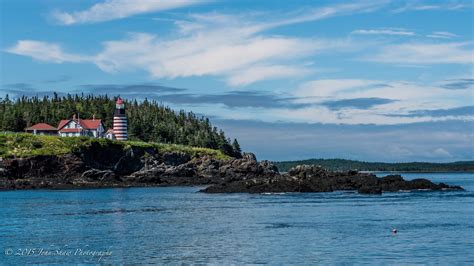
left=0, top=133, right=231, bottom=160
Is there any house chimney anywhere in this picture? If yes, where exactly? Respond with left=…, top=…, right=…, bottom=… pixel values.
left=73, top=114, right=76, bottom=120
left=93, top=114, right=96, bottom=120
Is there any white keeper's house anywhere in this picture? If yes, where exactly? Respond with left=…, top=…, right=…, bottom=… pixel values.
left=57, top=114, right=105, bottom=138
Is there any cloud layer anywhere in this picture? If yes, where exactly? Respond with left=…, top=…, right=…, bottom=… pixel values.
left=6, top=40, right=88, bottom=63
left=366, top=42, right=473, bottom=64
left=351, top=28, right=415, bottom=36
left=3, top=77, right=472, bottom=126
left=52, top=0, right=200, bottom=25
left=8, top=1, right=394, bottom=86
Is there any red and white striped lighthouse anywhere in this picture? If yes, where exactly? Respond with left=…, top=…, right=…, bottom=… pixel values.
left=113, top=97, right=128, bottom=141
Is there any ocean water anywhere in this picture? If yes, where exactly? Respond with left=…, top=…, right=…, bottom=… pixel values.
left=1, top=173, right=473, bottom=264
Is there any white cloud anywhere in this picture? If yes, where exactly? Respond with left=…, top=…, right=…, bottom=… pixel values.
left=393, top=4, right=440, bottom=13
left=91, top=31, right=320, bottom=85
left=287, top=78, right=473, bottom=124
left=365, top=42, right=473, bottom=65
left=226, top=65, right=312, bottom=87
left=8, top=14, right=323, bottom=86
left=426, top=31, right=459, bottom=39
left=295, top=78, right=472, bottom=106
left=392, top=3, right=472, bottom=13
left=8, top=0, right=472, bottom=98
left=52, top=0, right=200, bottom=25
left=295, top=79, right=377, bottom=99
left=351, top=28, right=415, bottom=36
left=431, top=148, right=453, bottom=158
left=51, top=0, right=385, bottom=26
left=255, top=1, right=389, bottom=31
left=5, top=40, right=88, bottom=63
left=12, top=2, right=382, bottom=86
left=186, top=78, right=472, bottom=125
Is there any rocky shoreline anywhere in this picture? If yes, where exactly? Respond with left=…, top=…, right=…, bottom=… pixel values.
left=202, top=164, right=462, bottom=194
left=0, top=144, right=463, bottom=194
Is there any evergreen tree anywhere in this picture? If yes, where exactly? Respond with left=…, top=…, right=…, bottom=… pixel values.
left=0, top=94, right=240, bottom=157
left=232, top=138, right=242, bottom=156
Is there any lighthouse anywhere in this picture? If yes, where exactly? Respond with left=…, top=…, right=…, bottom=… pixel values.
left=113, top=97, right=128, bottom=141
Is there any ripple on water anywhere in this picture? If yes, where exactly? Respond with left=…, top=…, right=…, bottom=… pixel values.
left=55, top=207, right=166, bottom=216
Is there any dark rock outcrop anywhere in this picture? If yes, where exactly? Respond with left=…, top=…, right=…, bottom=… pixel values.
left=0, top=150, right=271, bottom=190
left=162, top=152, right=191, bottom=166
left=81, top=169, right=118, bottom=182
left=201, top=165, right=463, bottom=194
left=114, top=148, right=144, bottom=175
left=0, top=149, right=463, bottom=194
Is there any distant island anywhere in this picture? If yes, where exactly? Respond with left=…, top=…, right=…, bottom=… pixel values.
left=274, top=159, right=474, bottom=173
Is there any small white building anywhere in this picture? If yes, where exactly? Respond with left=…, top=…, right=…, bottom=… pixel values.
left=105, top=128, right=115, bottom=140
left=57, top=114, right=105, bottom=138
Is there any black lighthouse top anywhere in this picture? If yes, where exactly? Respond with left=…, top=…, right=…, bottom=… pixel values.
left=114, top=97, right=125, bottom=115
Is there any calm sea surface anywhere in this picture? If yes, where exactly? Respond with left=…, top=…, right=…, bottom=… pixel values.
left=1, top=173, right=473, bottom=264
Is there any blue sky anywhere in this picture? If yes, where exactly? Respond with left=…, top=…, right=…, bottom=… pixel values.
left=1, top=0, right=473, bottom=162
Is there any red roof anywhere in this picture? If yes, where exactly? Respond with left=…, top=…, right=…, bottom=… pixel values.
left=57, top=120, right=70, bottom=130
left=80, top=119, right=102, bottom=129
left=116, top=97, right=123, bottom=104
left=58, top=119, right=103, bottom=130
left=59, top=128, right=82, bottom=133
left=25, top=123, right=57, bottom=131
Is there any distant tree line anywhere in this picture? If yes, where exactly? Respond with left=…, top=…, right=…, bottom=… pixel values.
left=0, top=94, right=242, bottom=157
left=274, top=158, right=474, bottom=172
